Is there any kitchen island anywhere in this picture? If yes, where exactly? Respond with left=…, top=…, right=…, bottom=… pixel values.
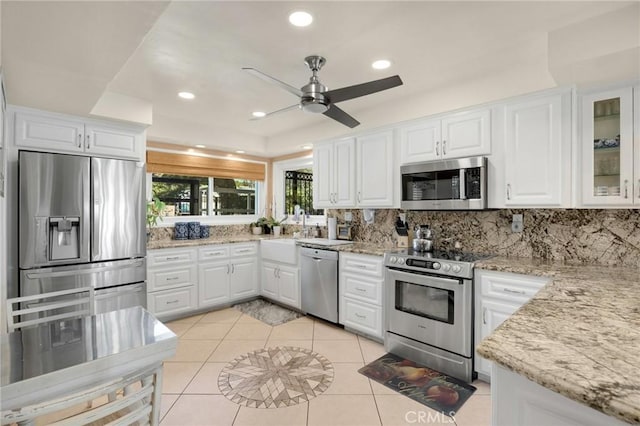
left=476, top=257, right=640, bottom=425
left=1, top=306, right=177, bottom=425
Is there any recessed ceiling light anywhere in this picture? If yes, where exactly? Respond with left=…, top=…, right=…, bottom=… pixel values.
left=289, top=11, right=313, bottom=27
left=372, top=60, right=391, bottom=70
left=178, top=91, right=195, bottom=99
left=301, top=145, right=312, bottom=150
left=235, top=150, right=245, bottom=154
left=195, top=144, right=206, bottom=148
left=252, top=111, right=266, bottom=118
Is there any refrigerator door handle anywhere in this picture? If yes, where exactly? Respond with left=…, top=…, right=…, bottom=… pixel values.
left=25, top=260, right=145, bottom=279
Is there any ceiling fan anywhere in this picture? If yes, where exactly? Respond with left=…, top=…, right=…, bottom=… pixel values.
left=243, top=55, right=403, bottom=128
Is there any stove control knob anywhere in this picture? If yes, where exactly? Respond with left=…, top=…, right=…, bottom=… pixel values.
left=398, top=258, right=405, bottom=265
left=432, top=262, right=441, bottom=270
left=452, top=265, right=462, bottom=273
left=389, top=256, right=397, bottom=264
left=441, top=263, right=451, bottom=272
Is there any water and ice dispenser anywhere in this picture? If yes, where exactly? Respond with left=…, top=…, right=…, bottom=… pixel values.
left=49, top=217, right=81, bottom=261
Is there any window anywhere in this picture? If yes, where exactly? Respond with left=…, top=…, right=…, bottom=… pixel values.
left=272, top=156, right=325, bottom=225
left=284, top=169, right=322, bottom=216
left=152, top=173, right=257, bottom=216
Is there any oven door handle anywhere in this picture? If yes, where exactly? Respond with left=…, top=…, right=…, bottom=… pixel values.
left=387, top=268, right=463, bottom=290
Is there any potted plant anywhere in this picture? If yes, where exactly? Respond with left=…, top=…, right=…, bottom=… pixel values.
left=146, top=198, right=166, bottom=234
left=250, top=217, right=268, bottom=235
left=267, top=216, right=284, bottom=237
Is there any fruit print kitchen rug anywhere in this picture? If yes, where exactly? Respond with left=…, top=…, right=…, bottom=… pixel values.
left=358, top=353, right=476, bottom=416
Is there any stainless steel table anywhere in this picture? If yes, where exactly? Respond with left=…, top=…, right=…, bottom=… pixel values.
left=1, top=306, right=177, bottom=425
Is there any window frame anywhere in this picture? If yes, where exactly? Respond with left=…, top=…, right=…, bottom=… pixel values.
left=272, top=155, right=326, bottom=226
left=146, top=173, right=265, bottom=226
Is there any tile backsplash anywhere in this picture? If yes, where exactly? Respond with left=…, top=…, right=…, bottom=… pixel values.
left=328, top=209, right=640, bottom=267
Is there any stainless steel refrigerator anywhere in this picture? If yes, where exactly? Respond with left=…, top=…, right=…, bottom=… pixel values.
left=18, top=151, right=147, bottom=315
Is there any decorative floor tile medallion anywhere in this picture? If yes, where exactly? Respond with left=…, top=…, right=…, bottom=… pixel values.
left=218, top=346, right=334, bottom=408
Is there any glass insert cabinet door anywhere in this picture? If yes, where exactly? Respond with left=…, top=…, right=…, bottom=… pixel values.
left=581, top=87, right=634, bottom=205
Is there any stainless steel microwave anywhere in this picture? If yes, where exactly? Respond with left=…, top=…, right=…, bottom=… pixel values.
left=401, top=156, right=487, bottom=210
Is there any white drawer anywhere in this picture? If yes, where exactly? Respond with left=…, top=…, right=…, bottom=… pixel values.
left=148, top=286, right=197, bottom=317
left=477, top=270, right=549, bottom=303
left=231, top=243, right=258, bottom=257
left=342, top=273, right=382, bottom=306
left=148, top=248, right=197, bottom=267
left=148, top=265, right=197, bottom=292
left=343, top=298, right=383, bottom=339
left=340, top=253, right=383, bottom=277
left=199, top=245, right=230, bottom=261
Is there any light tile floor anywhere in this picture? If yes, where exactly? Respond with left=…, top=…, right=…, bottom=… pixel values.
left=161, top=308, right=491, bottom=426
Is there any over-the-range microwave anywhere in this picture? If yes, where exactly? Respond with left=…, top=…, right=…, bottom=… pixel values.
left=401, top=156, right=487, bottom=210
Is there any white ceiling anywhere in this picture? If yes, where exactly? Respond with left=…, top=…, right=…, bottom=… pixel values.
left=2, top=1, right=638, bottom=156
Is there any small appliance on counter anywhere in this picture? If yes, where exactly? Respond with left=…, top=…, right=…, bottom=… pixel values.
left=412, top=225, right=434, bottom=252
left=337, top=224, right=352, bottom=240
left=395, top=217, right=409, bottom=248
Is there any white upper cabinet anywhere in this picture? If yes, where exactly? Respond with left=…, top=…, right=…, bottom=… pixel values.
left=580, top=86, right=636, bottom=206
left=13, top=107, right=145, bottom=161
left=313, top=131, right=396, bottom=209
left=313, top=138, right=356, bottom=209
left=503, top=90, right=571, bottom=206
left=399, top=108, right=490, bottom=164
left=356, top=130, right=395, bottom=207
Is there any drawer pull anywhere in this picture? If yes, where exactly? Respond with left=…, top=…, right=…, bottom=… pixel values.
left=354, top=264, right=368, bottom=269
left=503, top=288, right=525, bottom=295
left=206, top=252, right=223, bottom=256
left=166, top=300, right=180, bottom=305
left=355, top=287, right=367, bottom=292
left=166, top=276, right=180, bottom=281
left=236, top=249, right=251, bottom=253
left=355, top=313, right=367, bottom=319
left=165, top=256, right=181, bottom=261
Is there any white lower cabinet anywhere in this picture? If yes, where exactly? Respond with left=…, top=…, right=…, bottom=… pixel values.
left=147, top=243, right=258, bottom=320
left=260, top=262, right=300, bottom=309
left=475, top=269, right=550, bottom=381
left=199, top=243, right=259, bottom=308
left=147, top=247, right=198, bottom=320
left=339, top=253, right=384, bottom=340
left=493, top=365, right=627, bottom=426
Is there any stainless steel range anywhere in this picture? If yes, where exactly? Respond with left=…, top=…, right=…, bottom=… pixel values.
left=384, top=249, right=487, bottom=383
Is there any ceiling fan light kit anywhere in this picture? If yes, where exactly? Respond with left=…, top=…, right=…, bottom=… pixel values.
left=243, top=55, right=403, bottom=128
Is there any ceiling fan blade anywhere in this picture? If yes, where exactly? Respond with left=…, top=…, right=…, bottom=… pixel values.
left=323, top=104, right=360, bottom=128
left=250, top=104, right=300, bottom=121
left=242, top=67, right=303, bottom=97
left=325, top=75, right=403, bottom=104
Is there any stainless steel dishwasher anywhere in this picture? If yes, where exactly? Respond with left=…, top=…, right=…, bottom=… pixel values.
left=300, top=247, right=339, bottom=323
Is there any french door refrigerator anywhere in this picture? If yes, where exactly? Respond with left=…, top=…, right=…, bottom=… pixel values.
left=18, top=151, right=147, bottom=315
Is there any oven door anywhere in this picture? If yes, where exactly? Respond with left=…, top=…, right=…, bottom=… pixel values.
left=386, top=268, right=472, bottom=357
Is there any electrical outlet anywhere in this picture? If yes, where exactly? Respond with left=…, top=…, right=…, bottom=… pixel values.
left=512, top=214, right=524, bottom=233
left=344, top=211, right=353, bottom=222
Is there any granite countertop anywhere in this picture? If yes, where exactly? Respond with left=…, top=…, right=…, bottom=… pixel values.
left=475, top=256, right=640, bottom=424
left=148, top=235, right=391, bottom=257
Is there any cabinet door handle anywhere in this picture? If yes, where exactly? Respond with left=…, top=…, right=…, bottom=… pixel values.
left=78, top=134, right=83, bottom=148
left=86, top=134, right=91, bottom=149
left=355, top=287, right=366, bottom=292
left=231, top=264, right=235, bottom=274
left=357, top=191, right=362, bottom=203
left=624, top=179, right=629, bottom=199
left=165, top=256, right=180, bottom=261
left=435, top=141, right=440, bottom=156
left=226, top=264, right=230, bottom=274
left=637, top=180, right=640, bottom=199
left=503, top=287, right=525, bottom=295
left=166, top=300, right=180, bottom=305
left=442, top=140, right=447, bottom=156
left=166, top=276, right=179, bottom=281
left=355, top=313, right=367, bottom=319
left=482, top=307, right=487, bottom=325
left=273, top=268, right=277, bottom=278
left=506, top=184, right=512, bottom=200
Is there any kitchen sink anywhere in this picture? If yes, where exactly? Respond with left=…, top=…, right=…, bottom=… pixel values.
left=260, top=239, right=298, bottom=264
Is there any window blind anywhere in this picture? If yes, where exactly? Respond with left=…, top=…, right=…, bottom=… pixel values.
left=146, top=151, right=265, bottom=181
